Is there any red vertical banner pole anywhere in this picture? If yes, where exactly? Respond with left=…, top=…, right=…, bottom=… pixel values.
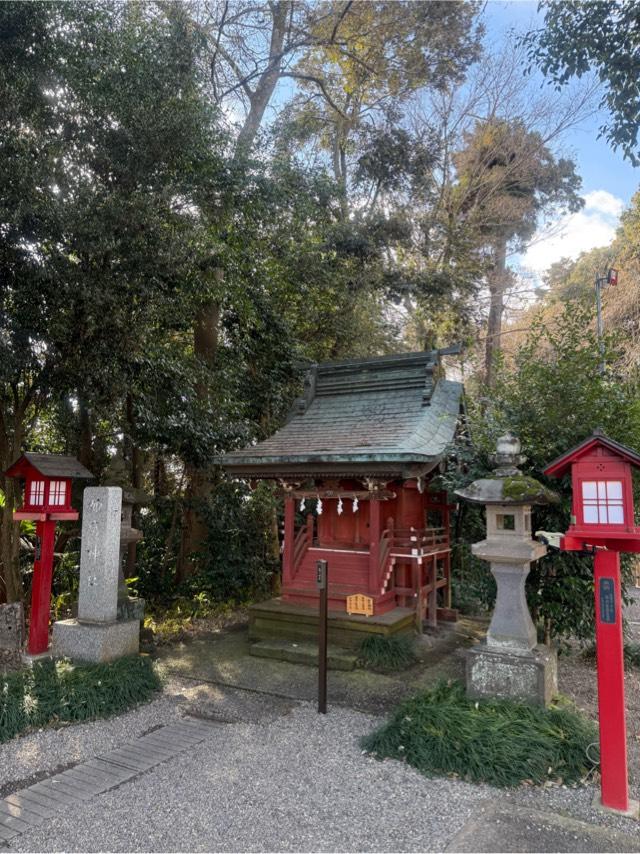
left=593, top=549, right=629, bottom=813
left=28, top=518, right=56, bottom=655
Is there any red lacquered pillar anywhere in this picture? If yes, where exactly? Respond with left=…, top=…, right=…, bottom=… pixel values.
left=28, top=518, right=56, bottom=655
left=594, top=549, right=629, bottom=812
left=368, top=499, right=382, bottom=594
left=282, top=496, right=295, bottom=587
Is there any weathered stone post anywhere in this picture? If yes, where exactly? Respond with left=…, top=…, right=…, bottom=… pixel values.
left=53, top=487, right=140, bottom=662
left=455, top=434, right=559, bottom=706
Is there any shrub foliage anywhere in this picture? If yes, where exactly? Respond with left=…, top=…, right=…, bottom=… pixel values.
left=0, top=655, right=161, bottom=743
left=362, top=681, right=597, bottom=788
left=358, top=634, right=418, bottom=672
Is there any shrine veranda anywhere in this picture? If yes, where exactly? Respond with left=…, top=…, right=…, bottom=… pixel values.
left=222, top=349, right=464, bottom=647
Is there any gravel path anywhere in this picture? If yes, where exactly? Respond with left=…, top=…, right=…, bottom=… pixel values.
left=1, top=675, right=638, bottom=852
left=1, top=621, right=640, bottom=852
left=8, top=697, right=494, bottom=853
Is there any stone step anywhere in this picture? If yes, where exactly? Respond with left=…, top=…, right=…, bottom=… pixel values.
left=249, top=640, right=357, bottom=670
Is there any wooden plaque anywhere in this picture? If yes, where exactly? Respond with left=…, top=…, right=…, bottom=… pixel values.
left=346, top=594, right=374, bottom=617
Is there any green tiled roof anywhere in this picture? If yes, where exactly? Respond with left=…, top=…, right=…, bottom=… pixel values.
left=222, top=350, right=464, bottom=479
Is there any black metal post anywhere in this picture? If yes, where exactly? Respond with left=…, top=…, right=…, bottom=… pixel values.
left=316, top=559, right=328, bottom=714
left=596, top=274, right=605, bottom=374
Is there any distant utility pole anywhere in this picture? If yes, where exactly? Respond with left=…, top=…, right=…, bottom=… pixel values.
left=595, top=267, right=619, bottom=374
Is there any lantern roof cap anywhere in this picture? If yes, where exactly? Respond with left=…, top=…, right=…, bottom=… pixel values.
left=5, top=453, right=94, bottom=480
left=455, top=474, right=559, bottom=506
left=543, top=430, right=640, bottom=478
left=455, top=433, right=559, bottom=506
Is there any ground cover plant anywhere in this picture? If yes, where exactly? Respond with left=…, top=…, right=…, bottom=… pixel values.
left=362, top=680, right=597, bottom=788
left=0, top=655, right=161, bottom=743
left=358, top=635, right=418, bottom=672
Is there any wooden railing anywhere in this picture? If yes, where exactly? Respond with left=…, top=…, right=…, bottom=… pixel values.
left=377, top=528, right=394, bottom=594
left=378, top=529, right=392, bottom=574
left=391, top=527, right=448, bottom=553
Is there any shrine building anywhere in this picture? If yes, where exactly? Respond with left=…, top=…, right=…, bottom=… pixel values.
left=222, top=349, right=464, bottom=650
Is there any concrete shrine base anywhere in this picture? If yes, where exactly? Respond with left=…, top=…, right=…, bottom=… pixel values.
left=52, top=617, right=140, bottom=663
left=466, top=641, right=558, bottom=707
left=249, top=597, right=417, bottom=650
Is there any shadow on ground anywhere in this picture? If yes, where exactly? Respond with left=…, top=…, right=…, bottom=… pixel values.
left=155, top=617, right=484, bottom=716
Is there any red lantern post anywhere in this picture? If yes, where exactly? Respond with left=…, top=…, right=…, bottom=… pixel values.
left=5, top=454, right=93, bottom=656
left=545, top=430, right=640, bottom=817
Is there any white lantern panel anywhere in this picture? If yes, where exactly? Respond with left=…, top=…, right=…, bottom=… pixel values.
left=49, top=480, right=67, bottom=506
left=608, top=505, right=625, bottom=524
left=607, top=481, right=623, bottom=500
left=29, top=480, right=45, bottom=505
left=583, top=505, right=599, bottom=523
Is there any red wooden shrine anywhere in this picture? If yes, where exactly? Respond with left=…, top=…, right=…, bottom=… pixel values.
left=281, top=480, right=453, bottom=623
left=545, top=430, right=640, bottom=817
left=223, top=349, right=463, bottom=627
left=5, top=453, right=93, bottom=655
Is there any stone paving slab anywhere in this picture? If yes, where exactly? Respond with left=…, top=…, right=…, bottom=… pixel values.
left=445, top=804, right=640, bottom=853
left=0, top=717, right=215, bottom=844
left=44, top=778, right=94, bottom=802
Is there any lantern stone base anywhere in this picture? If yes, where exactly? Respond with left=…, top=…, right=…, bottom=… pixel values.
left=466, top=642, right=557, bottom=707
left=52, top=617, right=139, bottom=663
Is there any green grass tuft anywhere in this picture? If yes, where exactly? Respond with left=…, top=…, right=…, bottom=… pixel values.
left=358, top=634, right=418, bottom=672
left=0, top=655, right=162, bottom=743
left=361, top=680, right=598, bottom=788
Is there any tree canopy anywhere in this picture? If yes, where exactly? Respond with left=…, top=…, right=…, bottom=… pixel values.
left=526, top=1, right=640, bottom=164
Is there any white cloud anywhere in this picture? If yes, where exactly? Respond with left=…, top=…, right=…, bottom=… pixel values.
left=517, top=189, right=624, bottom=277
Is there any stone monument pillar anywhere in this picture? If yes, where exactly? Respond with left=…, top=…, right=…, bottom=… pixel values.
left=455, top=434, right=559, bottom=706
left=53, top=487, right=140, bottom=663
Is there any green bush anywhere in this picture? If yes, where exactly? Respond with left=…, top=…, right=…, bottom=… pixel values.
left=362, top=681, right=597, bottom=788
left=136, top=480, right=280, bottom=606
left=358, top=634, right=418, bottom=672
left=0, top=655, right=161, bottom=743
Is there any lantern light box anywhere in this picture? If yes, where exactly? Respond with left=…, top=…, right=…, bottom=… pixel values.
left=6, top=453, right=93, bottom=521
left=544, top=429, right=640, bottom=552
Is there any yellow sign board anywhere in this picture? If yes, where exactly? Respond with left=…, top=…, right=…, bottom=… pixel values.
left=346, top=594, right=374, bottom=617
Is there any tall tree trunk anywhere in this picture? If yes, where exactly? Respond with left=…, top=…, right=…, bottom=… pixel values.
left=176, top=291, right=221, bottom=582
left=234, top=2, right=290, bottom=156
left=484, top=239, right=508, bottom=388
left=176, top=2, right=291, bottom=583
left=125, top=393, right=144, bottom=578
left=0, top=420, right=24, bottom=604
left=78, top=399, right=93, bottom=470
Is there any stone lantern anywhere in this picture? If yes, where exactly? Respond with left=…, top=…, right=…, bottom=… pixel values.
left=116, top=489, right=146, bottom=622
left=455, top=433, right=559, bottom=706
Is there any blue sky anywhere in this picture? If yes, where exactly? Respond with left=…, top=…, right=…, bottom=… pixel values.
left=482, top=1, right=639, bottom=280
left=483, top=0, right=638, bottom=202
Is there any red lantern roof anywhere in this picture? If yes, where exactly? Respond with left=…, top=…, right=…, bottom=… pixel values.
left=543, top=430, right=640, bottom=479
left=5, top=453, right=94, bottom=481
